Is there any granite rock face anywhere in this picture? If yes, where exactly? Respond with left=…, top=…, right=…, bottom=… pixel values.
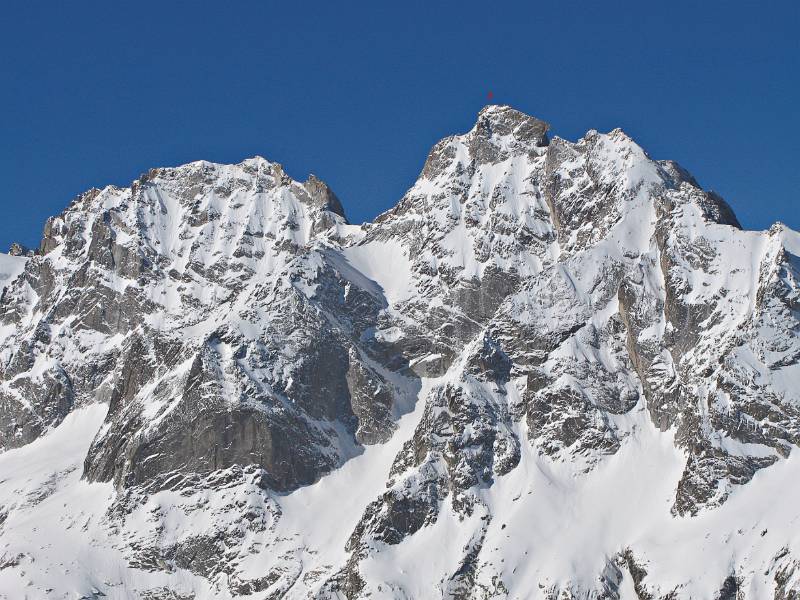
left=0, top=106, right=799, bottom=599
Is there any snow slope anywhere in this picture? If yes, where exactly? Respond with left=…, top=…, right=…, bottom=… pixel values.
left=0, top=254, right=26, bottom=292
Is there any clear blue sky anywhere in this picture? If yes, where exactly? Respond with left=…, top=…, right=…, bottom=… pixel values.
left=1, top=1, right=798, bottom=251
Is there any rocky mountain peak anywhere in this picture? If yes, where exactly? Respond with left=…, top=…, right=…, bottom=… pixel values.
left=7, top=242, right=34, bottom=257
left=302, top=173, right=347, bottom=220
left=418, top=106, right=550, bottom=181
left=0, top=107, right=799, bottom=599
left=474, top=104, right=550, bottom=147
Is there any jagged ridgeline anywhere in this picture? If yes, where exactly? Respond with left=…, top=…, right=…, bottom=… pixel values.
left=0, top=106, right=799, bottom=599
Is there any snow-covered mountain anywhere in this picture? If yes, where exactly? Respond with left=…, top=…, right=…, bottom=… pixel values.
left=0, top=105, right=799, bottom=599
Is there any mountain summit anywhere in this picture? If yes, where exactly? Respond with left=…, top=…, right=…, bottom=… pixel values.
left=0, top=107, right=799, bottom=599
